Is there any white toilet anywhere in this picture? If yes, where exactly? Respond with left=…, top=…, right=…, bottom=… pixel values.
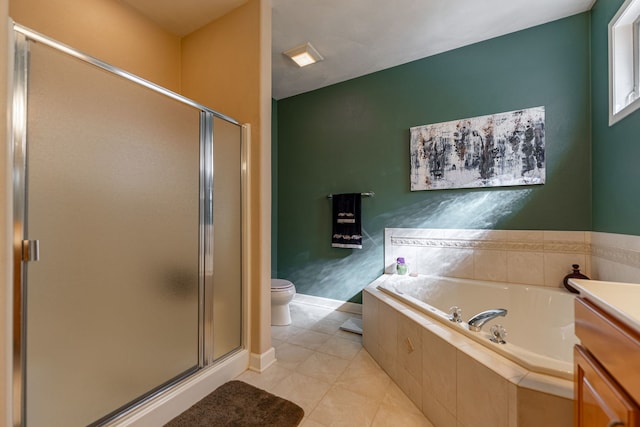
left=271, top=279, right=296, bottom=326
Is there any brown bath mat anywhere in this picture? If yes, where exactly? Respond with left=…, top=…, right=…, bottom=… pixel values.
left=164, top=380, right=304, bottom=427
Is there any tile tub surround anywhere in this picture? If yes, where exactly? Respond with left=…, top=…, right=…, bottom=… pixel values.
left=386, top=228, right=640, bottom=288
left=362, top=283, right=573, bottom=427
left=590, top=231, right=640, bottom=284
left=385, top=228, right=592, bottom=287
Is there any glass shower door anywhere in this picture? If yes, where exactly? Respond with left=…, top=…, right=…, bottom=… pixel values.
left=22, top=38, right=202, bottom=426
left=212, top=116, right=243, bottom=360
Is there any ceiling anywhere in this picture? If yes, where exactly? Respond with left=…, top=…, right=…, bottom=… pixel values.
left=122, top=0, right=595, bottom=100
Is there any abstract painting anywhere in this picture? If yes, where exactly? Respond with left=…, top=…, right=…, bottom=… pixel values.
left=410, top=106, right=545, bottom=191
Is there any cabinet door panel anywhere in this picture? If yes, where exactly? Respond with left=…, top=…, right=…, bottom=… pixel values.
left=574, top=345, right=639, bottom=427
left=575, top=298, right=640, bottom=399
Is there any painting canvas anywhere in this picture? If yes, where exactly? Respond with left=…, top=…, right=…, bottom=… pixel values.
left=410, top=106, right=545, bottom=191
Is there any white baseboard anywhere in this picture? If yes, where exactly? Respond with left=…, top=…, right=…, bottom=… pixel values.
left=294, top=293, right=362, bottom=315
left=110, top=350, right=249, bottom=427
left=249, top=347, right=276, bottom=372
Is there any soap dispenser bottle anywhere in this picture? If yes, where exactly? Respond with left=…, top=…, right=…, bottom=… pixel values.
left=562, top=264, right=589, bottom=293
left=396, top=257, right=408, bottom=275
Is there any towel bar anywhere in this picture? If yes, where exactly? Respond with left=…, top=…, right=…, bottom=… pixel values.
left=327, top=192, right=375, bottom=199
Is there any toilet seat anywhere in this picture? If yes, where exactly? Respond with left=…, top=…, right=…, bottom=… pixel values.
left=271, top=279, right=294, bottom=291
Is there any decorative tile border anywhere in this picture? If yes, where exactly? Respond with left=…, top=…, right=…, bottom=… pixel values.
left=591, top=244, right=640, bottom=269
left=390, top=236, right=591, bottom=254
left=544, top=241, right=591, bottom=254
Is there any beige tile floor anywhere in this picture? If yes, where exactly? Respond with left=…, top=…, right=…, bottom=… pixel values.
left=235, top=299, right=434, bottom=427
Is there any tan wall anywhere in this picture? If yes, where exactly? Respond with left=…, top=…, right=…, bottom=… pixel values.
left=9, top=0, right=181, bottom=91
left=181, top=0, right=271, bottom=356
left=2, top=2, right=270, bottom=421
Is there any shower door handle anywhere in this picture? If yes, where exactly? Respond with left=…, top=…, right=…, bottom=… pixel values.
left=22, top=239, right=40, bottom=262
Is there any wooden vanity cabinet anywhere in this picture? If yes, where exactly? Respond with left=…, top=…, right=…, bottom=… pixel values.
left=574, top=297, right=640, bottom=427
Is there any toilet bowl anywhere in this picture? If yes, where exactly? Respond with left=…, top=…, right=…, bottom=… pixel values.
left=271, top=279, right=296, bottom=326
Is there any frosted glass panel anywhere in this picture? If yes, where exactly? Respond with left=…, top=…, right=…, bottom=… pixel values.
left=212, top=117, right=243, bottom=359
left=25, top=41, right=201, bottom=426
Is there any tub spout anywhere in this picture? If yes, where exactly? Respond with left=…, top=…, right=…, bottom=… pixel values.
left=467, top=309, right=507, bottom=332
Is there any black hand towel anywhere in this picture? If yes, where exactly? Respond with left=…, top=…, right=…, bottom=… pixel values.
left=331, top=193, right=362, bottom=249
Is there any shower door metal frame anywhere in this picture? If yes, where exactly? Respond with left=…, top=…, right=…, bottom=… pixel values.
left=10, top=22, right=243, bottom=427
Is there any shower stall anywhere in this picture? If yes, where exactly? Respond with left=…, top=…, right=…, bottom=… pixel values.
left=11, top=24, right=245, bottom=426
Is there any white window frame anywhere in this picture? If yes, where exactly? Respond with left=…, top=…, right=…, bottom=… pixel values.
left=609, top=0, right=640, bottom=125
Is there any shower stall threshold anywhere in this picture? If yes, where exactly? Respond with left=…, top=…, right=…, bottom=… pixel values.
left=104, top=349, right=249, bottom=427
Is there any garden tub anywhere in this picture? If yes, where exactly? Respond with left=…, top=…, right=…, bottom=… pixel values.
left=375, top=273, right=578, bottom=379
left=363, top=273, right=577, bottom=426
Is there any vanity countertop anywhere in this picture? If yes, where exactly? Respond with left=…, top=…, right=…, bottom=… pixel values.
left=570, top=278, right=640, bottom=332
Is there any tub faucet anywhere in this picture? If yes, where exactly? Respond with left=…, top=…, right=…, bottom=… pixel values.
left=467, top=308, right=507, bottom=332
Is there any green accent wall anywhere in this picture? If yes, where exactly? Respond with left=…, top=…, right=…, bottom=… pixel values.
left=276, top=13, right=592, bottom=302
left=591, top=0, right=640, bottom=235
